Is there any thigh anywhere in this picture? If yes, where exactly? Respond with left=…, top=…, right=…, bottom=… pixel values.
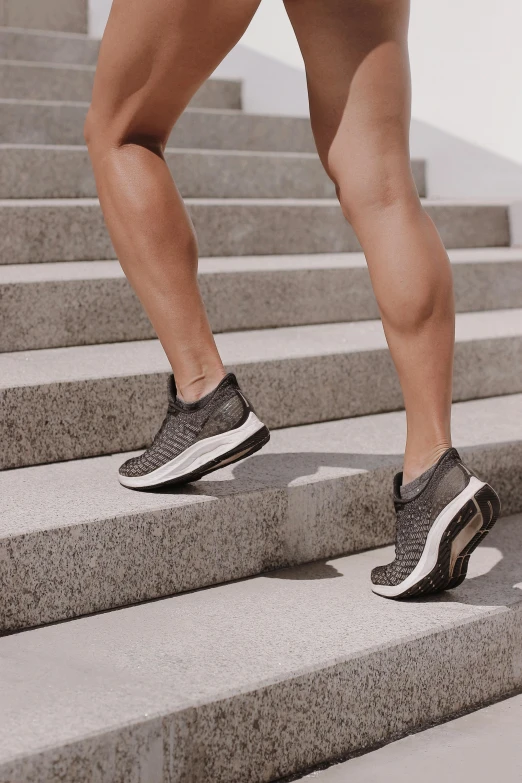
left=283, top=0, right=411, bottom=182
left=89, top=0, right=261, bottom=145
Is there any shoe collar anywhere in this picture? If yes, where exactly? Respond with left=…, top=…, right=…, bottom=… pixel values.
left=167, top=372, right=239, bottom=412
left=393, top=447, right=461, bottom=507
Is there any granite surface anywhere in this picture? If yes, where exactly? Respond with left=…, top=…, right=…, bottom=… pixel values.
left=1, top=310, right=522, bottom=467
left=1, top=394, right=521, bottom=630
left=0, top=101, right=316, bottom=151
left=0, top=61, right=240, bottom=107
left=0, top=0, right=88, bottom=33
left=0, top=145, right=335, bottom=200
left=0, top=59, right=96, bottom=102
left=0, top=143, right=426, bottom=200
left=0, top=198, right=510, bottom=264
left=0, top=27, right=99, bottom=65
left=0, top=517, right=521, bottom=781
left=299, top=694, right=522, bottom=781
left=1, top=249, right=522, bottom=351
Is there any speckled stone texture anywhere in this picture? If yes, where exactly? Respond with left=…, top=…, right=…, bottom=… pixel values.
left=0, top=199, right=510, bottom=264
left=297, top=694, right=522, bottom=781
left=0, top=61, right=240, bottom=107
left=1, top=394, right=521, bottom=631
left=0, top=146, right=334, bottom=200
left=0, top=517, right=521, bottom=782
left=1, top=310, right=522, bottom=468
left=0, top=101, right=316, bottom=150
left=0, top=145, right=427, bottom=199
left=0, top=28, right=99, bottom=65
left=0, top=0, right=88, bottom=33
left=1, top=249, right=522, bottom=352
left=0, top=60, right=97, bottom=102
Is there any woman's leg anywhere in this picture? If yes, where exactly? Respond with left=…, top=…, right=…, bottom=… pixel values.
left=84, top=0, right=261, bottom=402
left=284, top=0, right=454, bottom=485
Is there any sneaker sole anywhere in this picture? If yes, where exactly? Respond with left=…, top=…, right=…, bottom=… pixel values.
left=118, top=412, right=270, bottom=490
left=372, top=477, right=501, bottom=599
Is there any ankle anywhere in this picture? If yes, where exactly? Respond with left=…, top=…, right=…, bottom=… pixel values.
left=403, top=441, right=452, bottom=486
left=176, top=369, right=226, bottom=403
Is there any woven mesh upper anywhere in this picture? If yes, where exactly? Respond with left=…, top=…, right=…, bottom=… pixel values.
left=371, top=449, right=470, bottom=587
left=119, top=374, right=246, bottom=478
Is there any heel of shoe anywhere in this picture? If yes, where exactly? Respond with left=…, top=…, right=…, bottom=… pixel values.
left=447, top=483, right=501, bottom=589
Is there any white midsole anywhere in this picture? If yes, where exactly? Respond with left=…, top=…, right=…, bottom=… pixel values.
left=118, top=412, right=266, bottom=488
left=372, top=476, right=486, bottom=598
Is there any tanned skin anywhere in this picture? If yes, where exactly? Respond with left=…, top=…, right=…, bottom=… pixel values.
left=85, top=0, right=454, bottom=484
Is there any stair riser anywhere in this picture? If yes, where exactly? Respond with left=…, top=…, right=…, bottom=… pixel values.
left=0, top=101, right=317, bottom=151
left=2, top=337, right=522, bottom=469
left=0, top=147, right=326, bottom=200
left=0, top=596, right=520, bottom=783
left=0, top=146, right=426, bottom=200
left=0, top=28, right=99, bottom=64
left=0, top=0, right=88, bottom=34
left=0, top=63, right=241, bottom=108
left=0, top=202, right=510, bottom=264
left=2, top=261, right=522, bottom=352
left=0, top=442, right=519, bottom=632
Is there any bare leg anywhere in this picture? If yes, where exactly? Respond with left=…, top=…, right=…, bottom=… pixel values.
left=84, top=0, right=261, bottom=401
left=284, top=0, right=454, bottom=483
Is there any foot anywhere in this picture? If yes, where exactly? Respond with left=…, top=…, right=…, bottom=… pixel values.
left=118, top=373, right=270, bottom=489
left=371, top=448, right=501, bottom=599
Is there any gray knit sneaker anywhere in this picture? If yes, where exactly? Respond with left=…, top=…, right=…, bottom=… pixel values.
left=371, top=448, right=501, bottom=599
left=119, top=373, right=269, bottom=490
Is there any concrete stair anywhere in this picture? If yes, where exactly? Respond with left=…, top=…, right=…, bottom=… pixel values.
left=0, top=198, right=511, bottom=263
left=0, top=26, right=99, bottom=63
left=1, top=249, right=521, bottom=351
left=0, top=144, right=425, bottom=200
left=2, top=394, right=521, bottom=632
left=0, top=59, right=242, bottom=107
left=0, top=99, right=317, bottom=150
left=1, top=9, right=521, bottom=782
left=0, top=514, right=521, bottom=782
left=2, top=309, right=522, bottom=469
left=0, top=0, right=88, bottom=34
left=296, top=693, right=522, bottom=781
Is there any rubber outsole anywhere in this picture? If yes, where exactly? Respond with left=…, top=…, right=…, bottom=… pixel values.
left=134, top=425, right=271, bottom=491
left=398, top=483, right=501, bottom=599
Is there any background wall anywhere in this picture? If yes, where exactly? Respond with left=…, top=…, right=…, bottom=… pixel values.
left=89, top=0, right=522, bottom=200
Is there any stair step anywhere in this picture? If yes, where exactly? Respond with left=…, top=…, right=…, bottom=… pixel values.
left=0, top=198, right=510, bottom=264
left=1, top=310, right=522, bottom=469
left=0, top=145, right=428, bottom=200
left=2, top=392, right=521, bottom=631
left=1, top=249, right=522, bottom=352
left=1, top=512, right=520, bottom=781
left=0, top=60, right=241, bottom=108
left=297, top=694, right=522, bottom=782
left=0, top=1, right=88, bottom=34
left=0, top=99, right=316, bottom=150
left=0, top=26, right=99, bottom=64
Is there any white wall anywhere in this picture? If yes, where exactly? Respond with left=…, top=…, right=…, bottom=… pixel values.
left=88, top=0, right=110, bottom=38
left=89, top=0, right=522, bottom=202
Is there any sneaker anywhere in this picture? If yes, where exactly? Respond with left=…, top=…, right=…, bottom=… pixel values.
left=371, top=448, right=501, bottom=599
left=118, top=373, right=270, bottom=489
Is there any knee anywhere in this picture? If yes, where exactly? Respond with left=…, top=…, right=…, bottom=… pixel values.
left=336, top=160, right=418, bottom=227
left=83, top=103, right=166, bottom=160
left=83, top=106, right=96, bottom=148
left=330, top=125, right=420, bottom=227
left=83, top=105, right=111, bottom=155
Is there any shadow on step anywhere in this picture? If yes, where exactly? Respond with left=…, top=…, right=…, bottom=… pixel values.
left=264, top=562, right=343, bottom=581
left=408, top=520, right=522, bottom=608
left=155, top=451, right=401, bottom=496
